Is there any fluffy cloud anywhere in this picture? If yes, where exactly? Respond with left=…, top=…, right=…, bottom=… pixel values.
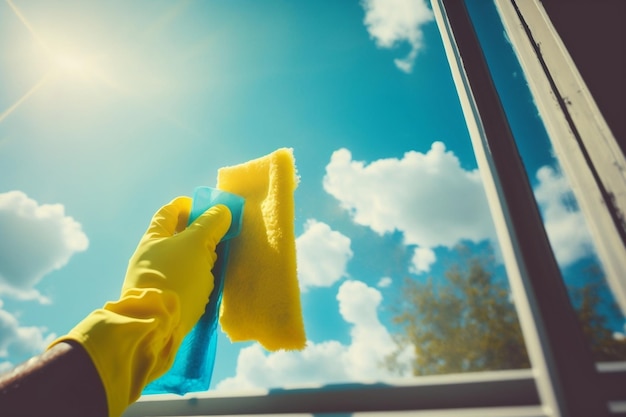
left=0, top=191, right=88, bottom=301
left=377, top=276, right=392, bottom=288
left=296, top=219, right=353, bottom=291
left=361, top=0, right=434, bottom=73
left=338, top=281, right=408, bottom=380
left=0, top=300, right=56, bottom=370
left=216, top=280, right=413, bottom=390
left=410, top=246, right=436, bottom=274
left=533, top=166, right=593, bottom=267
left=323, top=143, right=495, bottom=273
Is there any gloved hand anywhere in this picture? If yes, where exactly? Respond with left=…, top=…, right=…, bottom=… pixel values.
left=49, top=196, right=232, bottom=417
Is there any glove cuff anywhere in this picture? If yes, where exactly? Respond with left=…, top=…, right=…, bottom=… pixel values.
left=49, top=288, right=183, bottom=417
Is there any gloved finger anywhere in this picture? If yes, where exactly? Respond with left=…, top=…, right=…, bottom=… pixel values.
left=187, top=204, right=232, bottom=247
left=145, top=196, right=192, bottom=239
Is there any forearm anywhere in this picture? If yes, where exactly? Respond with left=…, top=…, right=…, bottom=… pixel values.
left=0, top=341, right=107, bottom=417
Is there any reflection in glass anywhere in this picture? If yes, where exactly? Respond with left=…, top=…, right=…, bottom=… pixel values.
left=464, top=0, right=626, bottom=362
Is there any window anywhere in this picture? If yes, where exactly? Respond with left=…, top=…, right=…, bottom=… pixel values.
left=1, top=1, right=623, bottom=416
left=466, top=0, right=626, bottom=365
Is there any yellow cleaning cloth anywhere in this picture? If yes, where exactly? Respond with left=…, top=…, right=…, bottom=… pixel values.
left=216, top=148, right=306, bottom=351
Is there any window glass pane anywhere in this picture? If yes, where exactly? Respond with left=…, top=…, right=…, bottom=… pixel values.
left=0, top=0, right=530, bottom=396
left=464, top=0, right=626, bottom=362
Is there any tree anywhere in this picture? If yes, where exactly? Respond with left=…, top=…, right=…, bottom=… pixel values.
left=386, top=250, right=530, bottom=376
left=570, top=266, right=626, bottom=362
left=386, top=251, right=626, bottom=377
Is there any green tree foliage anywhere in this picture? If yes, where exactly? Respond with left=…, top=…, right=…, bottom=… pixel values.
left=570, top=267, right=626, bottom=362
left=386, top=251, right=530, bottom=376
left=386, top=252, right=626, bottom=377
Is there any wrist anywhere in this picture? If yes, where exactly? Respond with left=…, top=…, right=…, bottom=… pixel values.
left=51, top=288, right=184, bottom=417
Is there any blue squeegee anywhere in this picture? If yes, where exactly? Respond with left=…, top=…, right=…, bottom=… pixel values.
left=143, top=186, right=245, bottom=395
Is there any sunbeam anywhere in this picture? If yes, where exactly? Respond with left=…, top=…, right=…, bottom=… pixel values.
left=5, top=0, right=50, bottom=53
left=2, top=0, right=202, bottom=134
left=0, top=72, right=52, bottom=123
left=2, top=0, right=125, bottom=122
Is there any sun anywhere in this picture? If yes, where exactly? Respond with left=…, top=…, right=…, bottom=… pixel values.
left=0, top=0, right=116, bottom=123
left=2, top=0, right=189, bottom=126
left=50, top=48, right=100, bottom=81
left=54, top=53, right=88, bottom=76
left=6, top=0, right=99, bottom=81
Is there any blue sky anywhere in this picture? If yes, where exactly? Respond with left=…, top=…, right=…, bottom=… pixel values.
left=0, top=0, right=620, bottom=393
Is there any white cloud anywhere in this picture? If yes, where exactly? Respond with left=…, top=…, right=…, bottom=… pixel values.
left=0, top=300, right=56, bottom=366
left=0, top=191, right=88, bottom=302
left=533, top=166, right=593, bottom=267
left=323, top=143, right=495, bottom=273
left=216, top=280, right=413, bottom=390
left=409, top=246, right=436, bottom=274
left=361, top=0, right=434, bottom=73
left=377, top=276, right=392, bottom=288
left=296, top=219, right=353, bottom=291
left=216, top=341, right=348, bottom=391
left=337, top=280, right=380, bottom=327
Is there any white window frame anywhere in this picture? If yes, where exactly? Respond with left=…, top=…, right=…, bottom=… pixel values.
left=493, top=0, right=626, bottom=316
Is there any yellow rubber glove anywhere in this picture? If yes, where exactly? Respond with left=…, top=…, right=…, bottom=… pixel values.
left=49, top=196, right=232, bottom=417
